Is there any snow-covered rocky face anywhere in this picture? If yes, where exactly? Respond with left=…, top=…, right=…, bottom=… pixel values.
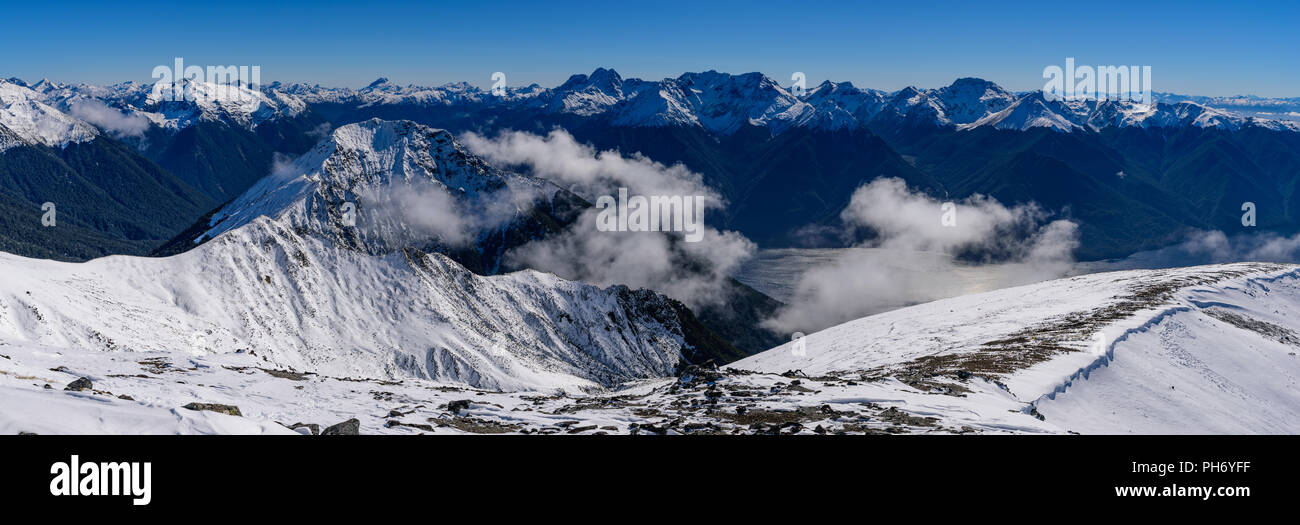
left=0, top=80, right=98, bottom=152
left=0, top=118, right=701, bottom=398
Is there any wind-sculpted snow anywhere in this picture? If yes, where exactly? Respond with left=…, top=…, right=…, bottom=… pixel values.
left=735, top=262, right=1300, bottom=433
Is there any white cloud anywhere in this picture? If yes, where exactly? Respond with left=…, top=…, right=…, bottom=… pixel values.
left=763, top=178, right=1078, bottom=334
left=463, top=129, right=753, bottom=309
left=67, top=99, right=149, bottom=138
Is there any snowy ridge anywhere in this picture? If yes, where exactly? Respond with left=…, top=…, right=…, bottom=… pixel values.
left=1033, top=267, right=1300, bottom=433
left=22, top=77, right=305, bottom=132
left=0, top=202, right=689, bottom=393
left=734, top=262, right=1300, bottom=433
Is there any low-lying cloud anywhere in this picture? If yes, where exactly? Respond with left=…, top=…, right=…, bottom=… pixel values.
left=763, top=178, right=1078, bottom=334
left=357, top=180, right=539, bottom=248
left=68, top=99, right=150, bottom=138
left=463, top=129, right=753, bottom=309
left=461, top=129, right=717, bottom=202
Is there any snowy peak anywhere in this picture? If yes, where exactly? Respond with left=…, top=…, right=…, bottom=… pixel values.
left=933, top=77, right=1018, bottom=124
left=546, top=67, right=628, bottom=115
left=556, top=67, right=624, bottom=93
left=200, top=118, right=550, bottom=254
left=962, top=90, right=1084, bottom=132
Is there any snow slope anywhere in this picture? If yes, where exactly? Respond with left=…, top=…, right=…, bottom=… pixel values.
left=4, top=261, right=1297, bottom=434
left=736, top=263, right=1300, bottom=433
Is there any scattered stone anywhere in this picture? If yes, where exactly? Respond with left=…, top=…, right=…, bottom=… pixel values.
left=322, top=418, right=360, bottom=435
left=42, top=384, right=52, bottom=390
left=677, top=360, right=722, bottom=386
left=446, top=399, right=472, bottom=414
left=117, top=394, right=134, bottom=401
left=182, top=402, right=242, bottom=417
left=18, top=431, right=37, bottom=435
left=64, top=377, right=93, bottom=391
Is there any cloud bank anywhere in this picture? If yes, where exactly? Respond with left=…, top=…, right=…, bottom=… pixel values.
left=463, top=129, right=753, bottom=309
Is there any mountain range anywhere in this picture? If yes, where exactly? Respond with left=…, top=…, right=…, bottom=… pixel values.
left=3, top=68, right=1300, bottom=435
left=9, top=68, right=1300, bottom=263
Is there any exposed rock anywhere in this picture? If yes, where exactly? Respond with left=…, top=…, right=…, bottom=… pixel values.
left=64, top=377, right=92, bottom=391
left=322, top=418, right=360, bottom=435
left=182, top=402, right=242, bottom=416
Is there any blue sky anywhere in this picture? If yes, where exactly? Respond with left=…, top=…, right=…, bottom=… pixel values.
left=3, top=0, right=1297, bottom=97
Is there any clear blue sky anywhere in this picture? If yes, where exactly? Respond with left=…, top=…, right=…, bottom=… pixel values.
left=3, top=0, right=1297, bottom=97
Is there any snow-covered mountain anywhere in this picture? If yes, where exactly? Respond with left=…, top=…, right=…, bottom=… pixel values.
left=23, top=77, right=306, bottom=132
left=961, top=92, right=1300, bottom=133
left=0, top=119, right=710, bottom=395
left=9, top=70, right=1300, bottom=139
left=194, top=118, right=554, bottom=251
left=0, top=80, right=98, bottom=151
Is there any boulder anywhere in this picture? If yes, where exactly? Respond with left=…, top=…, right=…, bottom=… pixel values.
left=321, top=418, right=360, bottom=435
